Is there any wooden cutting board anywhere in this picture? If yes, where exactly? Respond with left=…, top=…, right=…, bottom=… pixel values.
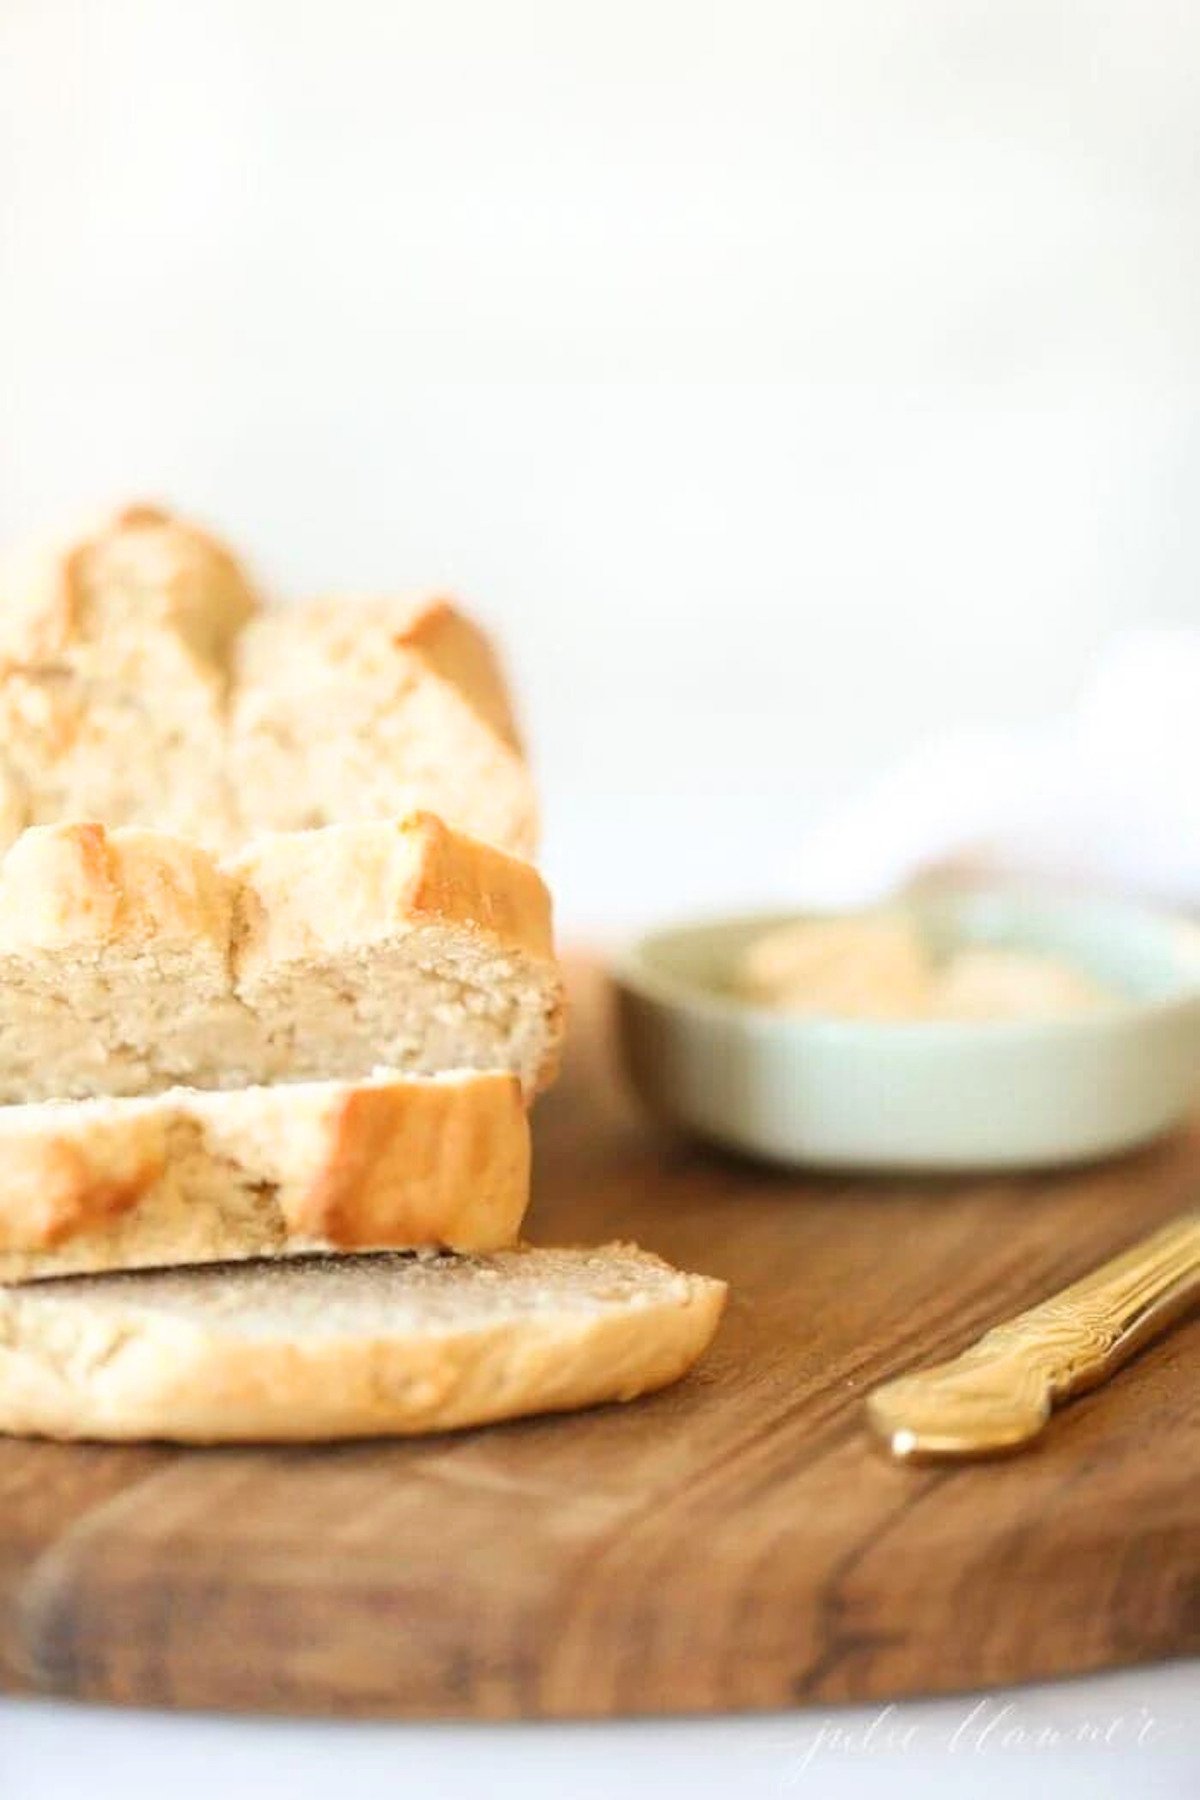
left=0, top=960, right=1196, bottom=1719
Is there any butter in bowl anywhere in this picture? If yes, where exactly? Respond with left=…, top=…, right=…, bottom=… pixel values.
left=613, top=889, right=1200, bottom=1172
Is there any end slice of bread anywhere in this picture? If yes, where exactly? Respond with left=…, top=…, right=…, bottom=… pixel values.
left=0, top=1245, right=728, bottom=1441
left=0, top=1070, right=530, bottom=1281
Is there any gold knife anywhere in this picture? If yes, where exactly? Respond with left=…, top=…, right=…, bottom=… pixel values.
left=868, top=1210, right=1200, bottom=1462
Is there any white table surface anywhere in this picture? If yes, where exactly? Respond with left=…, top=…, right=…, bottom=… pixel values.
left=2, top=1663, right=1197, bottom=1799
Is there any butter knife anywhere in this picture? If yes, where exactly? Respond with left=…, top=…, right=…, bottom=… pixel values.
left=868, top=1210, right=1200, bottom=1462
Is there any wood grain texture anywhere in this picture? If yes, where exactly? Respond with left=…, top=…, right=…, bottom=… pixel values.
left=0, top=959, right=1196, bottom=1718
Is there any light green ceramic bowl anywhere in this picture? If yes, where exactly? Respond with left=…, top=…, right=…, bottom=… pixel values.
left=613, top=891, right=1200, bottom=1172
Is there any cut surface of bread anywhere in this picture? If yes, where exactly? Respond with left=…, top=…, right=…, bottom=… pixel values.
left=0, top=505, right=537, bottom=858
left=0, top=812, right=561, bottom=1103
left=0, top=1245, right=728, bottom=1442
left=0, top=1070, right=530, bottom=1282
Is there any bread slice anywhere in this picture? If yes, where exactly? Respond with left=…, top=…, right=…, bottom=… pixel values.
left=0, top=811, right=561, bottom=1104
left=0, top=1245, right=727, bottom=1442
left=0, top=1070, right=530, bottom=1283
left=0, top=505, right=538, bottom=858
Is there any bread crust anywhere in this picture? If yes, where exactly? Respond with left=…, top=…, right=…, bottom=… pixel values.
left=395, top=595, right=523, bottom=749
left=0, top=821, right=235, bottom=952
left=0, top=1247, right=728, bottom=1441
left=0, top=506, right=538, bottom=858
left=192, top=1072, right=530, bottom=1251
left=0, top=1072, right=530, bottom=1277
left=0, top=814, right=562, bottom=1102
left=0, top=502, right=255, bottom=670
left=0, top=1129, right=166, bottom=1252
left=230, top=812, right=554, bottom=968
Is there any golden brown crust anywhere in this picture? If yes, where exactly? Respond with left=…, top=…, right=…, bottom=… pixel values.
left=0, top=821, right=236, bottom=951
left=396, top=596, right=524, bottom=750
left=277, top=1073, right=529, bottom=1249
left=273, top=592, right=523, bottom=751
left=229, top=812, right=554, bottom=969
left=0, top=1072, right=531, bottom=1274
left=395, top=812, right=554, bottom=957
left=0, top=813, right=552, bottom=968
left=0, top=1133, right=165, bottom=1252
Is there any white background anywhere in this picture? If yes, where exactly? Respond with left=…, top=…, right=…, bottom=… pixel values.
left=1, top=1665, right=1198, bottom=1800
left=0, top=5, right=1197, bottom=1795
left=2, top=0, right=1199, bottom=928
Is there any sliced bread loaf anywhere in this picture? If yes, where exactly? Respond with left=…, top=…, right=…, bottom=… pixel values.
left=0, top=1245, right=727, bottom=1441
left=0, top=1070, right=529, bottom=1282
left=0, top=505, right=538, bottom=857
left=0, top=811, right=562, bottom=1103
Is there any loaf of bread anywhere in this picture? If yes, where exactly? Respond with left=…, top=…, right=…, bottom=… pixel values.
left=0, top=504, right=537, bottom=857
left=0, top=1244, right=728, bottom=1441
left=0, top=505, right=722, bottom=1453
left=0, top=812, right=563, bottom=1103
left=0, top=1070, right=529, bottom=1282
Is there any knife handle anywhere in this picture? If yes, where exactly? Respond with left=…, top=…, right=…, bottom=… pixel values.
left=868, top=1210, right=1200, bottom=1461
